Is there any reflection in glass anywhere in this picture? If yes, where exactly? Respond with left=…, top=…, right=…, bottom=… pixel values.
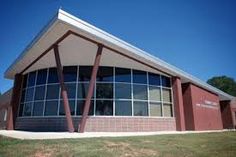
left=63, top=66, right=77, bottom=82
left=149, top=73, right=160, bottom=86
left=115, top=68, right=131, bottom=82
left=161, top=76, right=171, bottom=87
left=133, top=101, right=148, bottom=116
left=150, top=102, right=162, bottom=116
left=133, top=70, right=147, bottom=84
left=115, top=100, right=132, bottom=116
left=133, top=85, right=147, bottom=100
left=96, top=100, right=113, bottom=115
left=115, top=83, right=131, bottom=99
left=25, top=88, right=34, bottom=102
left=36, top=69, right=47, bottom=85
left=79, top=66, right=92, bottom=81
left=149, top=86, right=161, bottom=101
left=163, top=103, right=173, bottom=117
left=44, top=101, right=58, bottom=116
left=23, top=102, right=32, bottom=116
left=34, top=86, right=45, bottom=100
left=96, top=83, right=113, bottom=99
left=48, top=68, right=58, bottom=83
left=33, top=101, right=44, bottom=116
left=27, top=71, right=36, bottom=87
left=59, top=100, right=75, bottom=116
left=46, top=84, right=60, bottom=99
left=97, top=67, right=113, bottom=82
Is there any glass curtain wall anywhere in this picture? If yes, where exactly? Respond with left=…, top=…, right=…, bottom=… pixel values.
left=18, top=66, right=173, bottom=118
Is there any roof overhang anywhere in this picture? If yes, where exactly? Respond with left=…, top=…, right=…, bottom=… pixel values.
left=4, top=9, right=235, bottom=101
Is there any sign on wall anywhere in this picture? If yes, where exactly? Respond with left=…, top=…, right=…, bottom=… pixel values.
left=196, top=100, right=219, bottom=109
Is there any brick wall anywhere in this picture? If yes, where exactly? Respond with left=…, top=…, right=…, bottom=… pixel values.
left=15, top=117, right=176, bottom=132
left=182, top=83, right=223, bottom=131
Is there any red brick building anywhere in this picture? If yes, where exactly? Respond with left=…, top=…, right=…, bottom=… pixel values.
left=0, top=9, right=235, bottom=132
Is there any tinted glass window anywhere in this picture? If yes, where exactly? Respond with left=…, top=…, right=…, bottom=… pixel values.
left=27, top=71, right=36, bottom=87
left=76, top=100, right=94, bottom=115
left=97, top=67, right=113, bottom=82
left=33, top=101, right=44, bottom=116
left=96, top=100, right=113, bottom=115
left=46, top=84, right=60, bottom=99
left=61, top=83, right=76, bottom=99
left=25, top=88, right=34, bottom=102
left=133, top=85, right=147, bottom=100
left=150, top=102, right=162, bottom=116
left=148, top=73, right=160, bottom=86
left=48, top=68, right=58, bottom=83
left=115, top=68, right=131, bottom=82
left=44, top=101, right=58, bottom=116
left=115, top=100, right=132, bottom=116
left=77, top=83, right=94, bottom=99
left=96, top=83, right=113, bottom=99
left=149, top=86, right=161, bottom=101
left=161, top=76, right=171, bottom=87
left=63, top=66, right=77, bottom=82
left=163, top=103, right=173, bottom=117
left=115, top=83, right=131, bottom=99
left=163, top=88, right=172, bottom=102
left=79, top=66, right=92, bottom=81
left=22, top=74, right=28, bottom=88
left=18, top=103, right=24, bottom=116
left=23, top=102, right=32, bottom=116
left=59, top=100, right=75, bottom=116
left=133, top=101, right=148, bottom=116
left=34, top=86, right=45, bottom=100
left=36, top=69, right=47, bottom=85
left=133, top=70, right=147, bottom=84
left=20, top=90, right=25, bottom=103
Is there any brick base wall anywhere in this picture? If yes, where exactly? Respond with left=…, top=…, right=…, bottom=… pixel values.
left=15, top=117, right=176, bottom=132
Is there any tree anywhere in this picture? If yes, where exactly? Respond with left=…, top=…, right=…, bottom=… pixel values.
left=207, top=76, right=236, bottom=96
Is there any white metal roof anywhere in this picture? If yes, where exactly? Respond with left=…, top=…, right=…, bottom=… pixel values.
left=4, top=9, right=234, bottom=101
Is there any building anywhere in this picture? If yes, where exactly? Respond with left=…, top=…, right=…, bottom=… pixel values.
left=0, top=9, right=235, bottom=133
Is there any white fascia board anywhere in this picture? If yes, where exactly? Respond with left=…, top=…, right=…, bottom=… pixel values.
left=57, top=9, right=234, bottom=100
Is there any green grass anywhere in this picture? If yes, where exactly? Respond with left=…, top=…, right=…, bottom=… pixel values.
left=0, top=132, right=235, bottom=157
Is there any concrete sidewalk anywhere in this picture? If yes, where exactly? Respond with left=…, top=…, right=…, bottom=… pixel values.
left=0, top=129, right=235, bottom=140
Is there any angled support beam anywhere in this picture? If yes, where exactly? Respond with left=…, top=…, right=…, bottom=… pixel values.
left=6, top=74, right=23, bottom=130
left=79, top=44, right=103, bottom=133
left=53, top=45, right=75, bottom=132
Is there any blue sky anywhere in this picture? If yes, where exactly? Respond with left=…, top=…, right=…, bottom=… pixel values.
left=0, top=0, right=235, bottom=93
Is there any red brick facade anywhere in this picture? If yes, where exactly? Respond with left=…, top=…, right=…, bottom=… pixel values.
left=182, top=83, right=223, bottom=130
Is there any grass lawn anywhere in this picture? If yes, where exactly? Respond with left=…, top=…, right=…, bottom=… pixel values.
left=0, top=131, right=235, bottom=157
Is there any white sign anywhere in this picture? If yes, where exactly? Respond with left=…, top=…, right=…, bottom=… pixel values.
left=196, top=100, right=218, bottom=109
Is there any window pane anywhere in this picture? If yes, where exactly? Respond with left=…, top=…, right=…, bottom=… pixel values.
left=150, top=102, right=162, bottom=117
left=163, top=103, right=173, bottom=117
left=33, top=101, right=44, bottom=116
left=149, top=73, right=160, bottom=86
left=133, top=70, right=147, bottom=84
left=149, top=86, right=161, bottom=101
left=61, top=83, right=76, bottom=99
left=59, top=100, right=75, bottom=116
left=25, top=88, right=34, bottom=102
left=163, top=88, right=172, bottom=102
left=77, top=83, right=94, bottom=99
left=34, top=86, right=45, bottom=100
left=44, top=101, right=58, bottom=116
left=115, top=100, right=132, bottom=116
left=95, top=100, right=113, bottom=115
left=115, top=83, right=131, bottom=99
left=161, top=76, right=171, bottom=87
left=63, top=66, right=77, bottom=82
left=115, top=68, right=131, bottom=83
left=20, top=90, right=25, bottom=103
left=97, top=67, right=113, bottom=82
left=46, top=84, right=60, bottom=99
left=48, top=68, right=58, bottom=83
left=96, top=83, right=113, bottom=99
left=36, top=69, right=47, bottom=85
left=133, top=85, right=147, bottom=100
left=133, top=101, right=148, bottom=116
left=76, top=100, right=94, bottom=115
left=18, top=103, right=24, bottom=116
left=23, top=102, right=32, bottom=116
left=27, top=71, right=36, bottom=87
left=22, top=74, right=28, bottom=88
left=79, top=66, right=92, bottom=81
